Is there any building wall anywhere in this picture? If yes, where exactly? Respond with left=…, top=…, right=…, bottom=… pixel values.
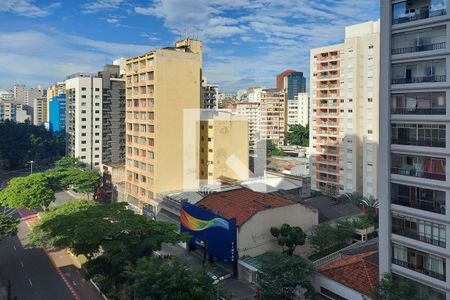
left=287, top=92, right=309, bottom=127
left=48, top=94, right=66, bottom=133
left=380, top=2, right=450, bottom=299
left=235, top=102, right=261, bottom=149
left=65, top=76, right=103, bottom=168
left=199, top=114, right=249, bottom=184
left=46, top=82, right=65, bottom=122
left=237, top=204, right=318, bottom=257
left=33, top=97, right=47, bottom=126
left=202, top=83, right=219, bottom=109
left=260, top=89, right=286, bottom=146
left=312, top=273, right=365, bottom=300
left=99, top=64, right=125, bottom=164
left=309, top=20, right=380, bottom=197
left=125, top=39, right=202, bottom=209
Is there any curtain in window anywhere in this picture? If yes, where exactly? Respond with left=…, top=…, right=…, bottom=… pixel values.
left=425, top=255, right=444, bottom=275
left=393, top=245, right=407, bottom=262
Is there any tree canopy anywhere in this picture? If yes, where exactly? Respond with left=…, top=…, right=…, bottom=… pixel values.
left=30, top=200, right=190, bottom=299
left=285, top=124, right=309, bottom=147
left=0, top=173, right=55, bottom=209
left=270, top=224, right=306, bottom=256
left=0, top=215, right=20, bottom=241
left=0, top=120, right=64, bottom=169
left=266, top=140, right=287, bottom=157
left=124, top=256, right=214, bottom=300
left=307, top=221, right=356, bottom=254
left=258, top=252, right=314, bottom=300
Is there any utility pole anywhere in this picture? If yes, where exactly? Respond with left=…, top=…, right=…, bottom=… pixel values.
left=27, top=160, right=34, bottom=174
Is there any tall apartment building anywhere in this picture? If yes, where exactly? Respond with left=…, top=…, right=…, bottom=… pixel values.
left=0, top=99, right=16, bottom=122
left=235, top=102, right=261, bottom=149
left=201, top=77, right=219, bottom=109
left=125, top=38, right=202, bottom=212
left=46, top=82, right=65, bottom=122
left=27, top=85, right=44, bottom=107
left=276, top=70, right=306, bottom=98
left=98, top=64, right=126, bottom=164
left=48, top=94, right=66, bottom=133
left=309, top=21, right=380, bottom=197
left=65, top=73, right=103, bottom=168
left=287, top=92, right=309, bottom=127
left=33, top=97, right=47, bottom=125
left=199, top=111, right=249, bottom=184
left=380, top=1, right=450, bottom=299
left=260, top=88, right=286, bottom=146
left=13, top=84, right=27, bottom=104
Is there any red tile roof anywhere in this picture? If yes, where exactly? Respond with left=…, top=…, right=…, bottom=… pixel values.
left=197, top=188, right=296, bottom=226
left=316, top=251, right=379, bottom=295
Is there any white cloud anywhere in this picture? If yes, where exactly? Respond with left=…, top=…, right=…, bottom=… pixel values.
left=0, top=30, right=154, bottom=88
left=0, top=0, right=60, bottom=17
left=81, top=0, right=125, bottom=14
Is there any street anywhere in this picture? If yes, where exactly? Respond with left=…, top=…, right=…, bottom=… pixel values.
left=0, top=221, right=75, bottom=300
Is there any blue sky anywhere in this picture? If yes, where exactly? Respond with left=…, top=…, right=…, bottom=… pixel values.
left=0, top=0, right=379, bottom=92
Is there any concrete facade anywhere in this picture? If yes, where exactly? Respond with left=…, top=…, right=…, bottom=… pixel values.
left=33, top=97, right=47, bottom=126
left=65, top=74, right=103, bottom=168
left=125, top=39, right=202, bottom=211
left=287, top=92, right=309, bottom=127
left=260, top=88, right=286, bottom=146
left=310, top=20, right=380, bottom=197
left=380, top=1, right=450, bottom=299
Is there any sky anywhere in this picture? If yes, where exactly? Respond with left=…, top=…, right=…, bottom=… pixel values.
left=0, top=0, right=380, bottom=92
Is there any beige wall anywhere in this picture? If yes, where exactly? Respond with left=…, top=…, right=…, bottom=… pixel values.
left=238, top=204, right=318, bottom=257
left=200, top=115, right=249, bottom=183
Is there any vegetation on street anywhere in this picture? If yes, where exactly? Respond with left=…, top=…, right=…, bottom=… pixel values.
left=285, top=124, right=309, bottom=147
left=270, top=224, right=306, bottom=256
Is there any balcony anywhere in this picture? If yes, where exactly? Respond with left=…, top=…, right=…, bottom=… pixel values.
left=391, top=123, right=446, bottom=148
left=391, top=154, right=446, bottom=181
left=392, top=214, right=446, bottom=248
left=391, top=92, right=446, bottom=115
left=392, top=244, right=446, bottom=281
left=392, top=59, right=446, bottom=85
left=392, top=26, right=446, bottom=55
left=391, top=183, right=446, bottom=214
left=392, top=1, right=447, bottom=25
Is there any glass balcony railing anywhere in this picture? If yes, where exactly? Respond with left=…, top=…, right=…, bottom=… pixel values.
left=391, top=167, right=446, bottom=180
left=391, top=92, right=446, bottom=115
left=392, top=258, right=446, bottom=281
left=391, top=183, right=446, bottom=214
left=391, top=137, right=446, bottom=147
left=392, top=42, right=446, bottom=55
left=392, top=1, right=447, bottom=25
left=392, top=75, right=446, bottom=84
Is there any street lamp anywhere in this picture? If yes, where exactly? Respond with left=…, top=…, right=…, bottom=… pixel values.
left=27, top=160, right=34, bottom=174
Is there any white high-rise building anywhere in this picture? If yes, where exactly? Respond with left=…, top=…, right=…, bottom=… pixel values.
left=247, top=87, right=263, bottom=103
left=287, top=92, right=309, bottom=127
left=13, top=84, right=27, bottom=104
left=309, top=20, right=380, bottom=197
left=235, top=101, right=261, bottom=149
left=65, top=73, right=103, bottom=169
left=27, top=85, right=44, bottom=107
left=380, top=1, right=450, bottom=299
left=33, top=97, right=47, bottom=126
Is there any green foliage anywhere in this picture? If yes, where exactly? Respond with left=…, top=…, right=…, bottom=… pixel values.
left=0, top=120, right=64, bottom=169
left=0, top=173, right=55, bottom=209
left=0, top=215, right=20, bottom=241
left=367, top=273, right=426, bottom=300
left=307, top=222, right=355, bottom=255
left=270, top=224, right=306, bottom=256
left=30, top=200, right=189, bottom=299
left=258, top=252, right=314, bottom=300
left=124, top=256, right=214, bottom=300
left=266, top=140, right=287, bottom=157
left=54, top=156, right=86, bottom=169
left=285, top=124, right=309, bottom=147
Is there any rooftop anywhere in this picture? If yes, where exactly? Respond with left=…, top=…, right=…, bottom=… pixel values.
left=300, top=195, right=362, bottom=223
left=197, top=187, right=296, bottom=226
left=316, top=249, right=379, bottom=295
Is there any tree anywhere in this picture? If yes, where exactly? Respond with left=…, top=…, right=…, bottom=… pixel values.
left=270, top=224, right=306, bottom=256
left=307, top=223, right=337, bottom=253
left=285, top=124, right=309, bottom=147
left=124, top=256, right=214, bottom=300
left=258, top=252, right=314, bottom=300
left=0, top=173, right=55, bottom=209
left=367, top=273, right=426, bottom=300
left=0, top=120, right=64, bottom=169
left=335, top=219, right=357, bottom=244
left=54, top=156, right=85, bottom=169
left=0, top=215, right=20, bottom=241
left=266, top=140, right=287, bottom=157
left=30, top=200, right=189, bottom=298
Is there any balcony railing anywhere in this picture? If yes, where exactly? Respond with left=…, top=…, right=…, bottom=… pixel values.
left=391, top=167, right=446, bottom=181
left=392, top=75, right=446, bottom=84
left=392, top=258, right=446, bottom=281
left=392, top=42, right=446, bottom=55
left=391, top=107, right=446, bottom=115
left=392, top=226, right=446, bottom=248
left=392, top=196, right=445, bottom=214
left=393, top=9, right=447, bottom=25
left=391, top=138, right=446, bottom=148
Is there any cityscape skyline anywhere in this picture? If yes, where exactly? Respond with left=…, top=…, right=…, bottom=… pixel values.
left=0, top=0, right=379, bottom=91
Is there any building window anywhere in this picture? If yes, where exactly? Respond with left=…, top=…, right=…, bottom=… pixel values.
left=81, top=87, right=86, bottom=91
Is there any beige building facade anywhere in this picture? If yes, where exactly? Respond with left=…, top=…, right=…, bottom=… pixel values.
left=260, top=88, right=286, bottom=146
left=309, top=20, right=380, bottom=197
